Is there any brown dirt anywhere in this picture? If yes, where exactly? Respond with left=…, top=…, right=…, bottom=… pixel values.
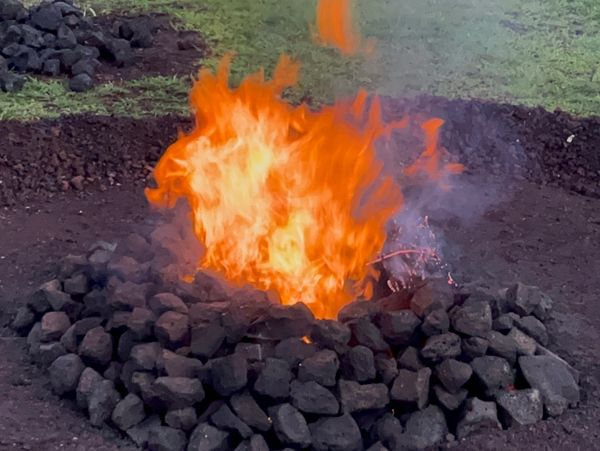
left=0, top=101, right=599, bottom=449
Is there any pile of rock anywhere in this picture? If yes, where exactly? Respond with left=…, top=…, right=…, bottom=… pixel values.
left=0, top=0, right=154, bottom=92
left=12, top=231, right=581, bottom=450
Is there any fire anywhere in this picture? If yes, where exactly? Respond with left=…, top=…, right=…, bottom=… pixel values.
left=146, top=54, right=458, bottom=319
left=315, top=0, right=375, bottom=55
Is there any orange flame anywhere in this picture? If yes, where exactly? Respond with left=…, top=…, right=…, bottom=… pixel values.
left=315, top=0, right=375, bottom=55
left=146, top=55, right=457, bottom=319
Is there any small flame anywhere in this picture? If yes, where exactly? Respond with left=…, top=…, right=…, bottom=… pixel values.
left=301, top=336, right=313, bottom=344
left=146, top=55, right=458, bottom=319
left=315, top=0, right=375, bottom=55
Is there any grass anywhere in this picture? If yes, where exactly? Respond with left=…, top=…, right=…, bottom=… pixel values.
left=3, top=0, right=600, bottom=119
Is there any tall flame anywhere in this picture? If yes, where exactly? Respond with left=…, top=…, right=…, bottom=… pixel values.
left=316, top=0, right=374, bottom=55
left=146, top=55, right=411, bottom=319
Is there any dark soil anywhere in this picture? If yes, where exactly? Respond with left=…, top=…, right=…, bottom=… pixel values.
left=2, top=96, right=600, bottom=207
left=94, top=13, right=209, bottom=83
left=0, top=99, right=599, bottom=449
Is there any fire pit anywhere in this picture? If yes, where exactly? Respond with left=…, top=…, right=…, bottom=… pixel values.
left=13, top=228, right=580, bottom=450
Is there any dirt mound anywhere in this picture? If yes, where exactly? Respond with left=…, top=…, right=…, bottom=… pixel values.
left=1, top=98, right=599, bottom=206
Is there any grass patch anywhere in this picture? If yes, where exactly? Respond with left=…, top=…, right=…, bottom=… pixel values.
left=7, top=0, right=600, bottom=118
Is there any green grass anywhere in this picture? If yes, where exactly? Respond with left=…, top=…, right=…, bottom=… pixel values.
left=3, top=0, right=600, bottom=119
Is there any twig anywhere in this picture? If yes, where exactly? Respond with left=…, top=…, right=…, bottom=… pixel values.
left=367, top=249, right=428, bottom=265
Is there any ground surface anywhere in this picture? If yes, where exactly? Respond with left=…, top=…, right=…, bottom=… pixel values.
left=0, top=112, right=599, bottom=450
left=6, top=0, right=600, bottom=118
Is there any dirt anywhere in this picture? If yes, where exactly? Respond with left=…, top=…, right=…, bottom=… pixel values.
left=2, top=96, right=600, bottom=208
left=0, top=101, right=599, bottom=449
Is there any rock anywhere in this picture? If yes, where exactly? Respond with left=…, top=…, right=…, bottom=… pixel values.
left=63, top=273, right=90, bottom=295
left=235, top=435, right=269, bottom=451
left=421, top=309, right=450, bottom=336
left=341, top=345, right=376, bottom=382
left=28, top=280, right=61, bottom=314
left=21, top=25, right=44, bottom=48
left=374, top=354, right=398, bottom=385
left=310, top=414, right=363, bottom=451
left=76, top=367, right=104, bottom=410
left=130, top=342, right=162, bottom=371
left=535, top=345, right=580, bottom=382
left=390, top=368, right=431, bottom=408
left=56, top=23, right=77, bottom=49
left=338, top=380, right=389, bottom=413
left=88, top=380, right=121, bottom=426
left=397, top=346, right=425, bottom=371
left=366, top=442, right=389, bottom=451
left=0, top=0, right=27, bottom=21
left=36, top=342, right=67, bottom=366
left=269, top=403, right=312, bottom=448
left=158, top=349, right=203, bottom=378
left=506, top=283, right=542, bottom=316
left=12, top=307, right=36, bottom=334
left=451, top=302, right=492, bottom=338
left=533, top=292, right=553, bottom=321
left=370, top=413, right=403, bottom=448
left=153, top=376, right=205, bottom=409
left=69, top=73, right=93, bottom=92
left=103, top=38, right=134, bottom=67
left=127, top=415, right=162, bottom=448
left=103, top=361, right=122, bottom=383
left=378, top=310, right=421, bottom=346
left=230, top=390, right=272, bottom=432
left=290, top=380, right=339, bottom=415
left=420, top=332, right=461, bottom=362
left=493, top=314, right=514, bottom=333
left=109, top=280, right=150, bottom=310
left=298, top=349, right=339, bottom=387
left=73, top=317, right=104, bottom=338
left=435, top=359, right=472, bottom=393
left=40, top=311, right=71, bottom=342
left=456, top=398, right=502, bottom=439
left=128, top=307, right=156, bottom=340
left=410, top=278, right=454, bottom=317
left=155, top=311, right=190, bottom=349
left=433, top=384, right=468, bottom=411
left=311, top=319, right=351, bottom=353
left=30, top=5, right=63, bottom=31
left=508, top=327, right=538, bottom=356
left=519, top=355, right=580, bottom=416
left=190, top=323, right=225, bottom=359
left=234, top=342, right=271, bottom=361
left=274, top=337, right=317, bottom=366
left=254, top=357, right=292, bottom=401
left=401, top=405, right=448, bottom=449
left=496, top=388, right=543, bottom=427
left=166, top=407, right=198, bottom=431
left=188, top=423, right=230, bottom=451
left=210, top=353, right=248, bottom=396
left=462, top=336, right=489, bottom=360
left=42, top=57, right=61, bottom=76
left=79, top=326, right=113, bottom=368
left=82, top=289, right=110, bottom=318
left=149, top=293, right=189, bottom=315
left=61, top=326, right=78, bottom=353
left=210, top=404, right=253, bottom=439
left=486, top=331, right=518, bottom=364
left=471, top=356, right=514, bottom=392
left=48, top=353, right=85, bottom=395
left=148, top=426, right=187, bottom=451
left=348, top=317, right=388, bottom=352
left=111, top=393, right=145, bottom=431
left=514, top=315, right=548, bottom=346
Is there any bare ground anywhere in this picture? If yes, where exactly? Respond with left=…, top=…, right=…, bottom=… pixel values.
left=0, top=176, right=598, bottom=450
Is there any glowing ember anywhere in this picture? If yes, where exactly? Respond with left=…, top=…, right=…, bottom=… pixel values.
left=315, top=0, right=375, bottom=55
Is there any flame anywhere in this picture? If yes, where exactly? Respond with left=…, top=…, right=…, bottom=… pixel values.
left=315, top=0, right=375, bottom=55
left=146, top=55, right=457, bottom=319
